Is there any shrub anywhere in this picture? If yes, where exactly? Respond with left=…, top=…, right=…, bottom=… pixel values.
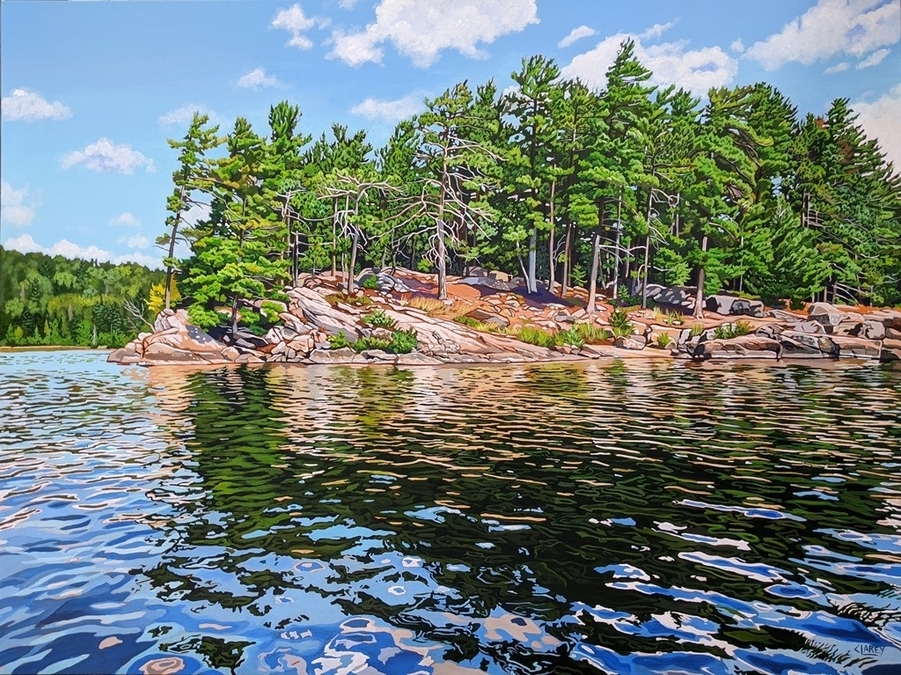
left=389, top=328, right=418, bottom=354
left=616, top=286, right=642, bottom=308
left=361, top=274, right=381, bottom=291
left=575, top=322, right=610, bottom=343
left=353, top=335, right=392, bottom=352
left=690, top=322, right=706, bottom=337
left=260, top=301, right=283, bottom=323
left=516, top=325, right=557, bottom=349
left=556, top=327, right=585, bottom=349
left=328, top=332, right=351, bottom=349
left=361, top=308, right=396, bottom=329
left=713, top=320, right=752, bottom=340
left=655, top=333, right=673, bottom=349
left=609, top=309, right=632, bottom=334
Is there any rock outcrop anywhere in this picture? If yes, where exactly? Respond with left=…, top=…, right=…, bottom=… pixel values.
left=108, top=279, right=901, bottom=367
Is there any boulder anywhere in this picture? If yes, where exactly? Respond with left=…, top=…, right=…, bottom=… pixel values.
left=885, top=327, right=901, bottom=340
left=108, top=308, right=230, bottom=365
left=833, top=320, right=864, bottom=336
left=693, top=335, right=782, bottom=360
left=830, top=335, right=882, bottom=360
left=880, top=338, right=901, bottom=362
left=396, top=352, right=443, bottom=366
left=655, top=286, right=695, bottom=311
left=289, top=287, right=362, bottom=339
left=755, top=324, right=783, bottom=340
left=859, top=320, right=885, bottom=341
left=778, top=331, right=838, bottom=357
left=794, top=321, right=827, bottom=335
left=353, top=349, right=398, bottom=364
left=457, top=276, right=515, bottom=292
left=142, top=341, right=211, bottom=364
left=766, top=309, right=804, bottom=323
left=731, top=299, right=765, bottom=318
left=868, top=309, right=901, bottom=331
left=308, top=347, right=356, bottom=364
left=706, top=294, right=737, bottom=315
left=808, top=302, right=850, bottom=329
left=614, top=335, right=647, bottom=350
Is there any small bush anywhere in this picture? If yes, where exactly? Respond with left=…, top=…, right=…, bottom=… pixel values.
left=361, top=275, right=381, bottom=291
left=353, top=335, right=392, bottom=352
left=328, top=332, right=352, bottom=349
left=260, top=301, right=283, bottom=323
left=689, top=322, right=706, bottom=337
left=609, top=309, right=632, bottom=335
left=556, top=327, right=585, bottom=349
left=789, top=298, right=805, bottom=311
left=713, top=320, right=752, bottom=340
left=654, top=333, right=673, bottom=349
left=575, top=322, right=610, bottom=343
left=389, top=328, right=418, bottom=354
left=516, top=325, right=557, bottom=349
left=361, top=308, right=396, bottom=329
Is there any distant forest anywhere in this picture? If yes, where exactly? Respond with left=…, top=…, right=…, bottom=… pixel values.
left=3, top=41, right=900, bottom=346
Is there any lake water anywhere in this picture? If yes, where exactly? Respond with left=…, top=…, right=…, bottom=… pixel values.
left=1, top=351, right=900, bottom=675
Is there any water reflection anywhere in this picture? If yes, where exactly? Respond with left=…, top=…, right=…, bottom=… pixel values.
left=132, top=360, right=901, bottom=673
left=0, top=352, right=900, bottom=674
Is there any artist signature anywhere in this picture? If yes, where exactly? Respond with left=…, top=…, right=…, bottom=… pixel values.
left=855, top=645, right=886, bottom=656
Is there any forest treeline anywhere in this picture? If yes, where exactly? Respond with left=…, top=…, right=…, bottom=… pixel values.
left=3, top=41, right=900, bottom=345
left=0, top=248, right=163, bottom=347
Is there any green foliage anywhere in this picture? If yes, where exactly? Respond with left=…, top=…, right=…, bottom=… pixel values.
left=654, top=332, right=673, bottom=349
left=574, top=322, right=610, bottom=343
left=608, top=309, right=632, bottom=334
left=516, top=325, right=557, bottom=349
left=360, top=308, right=395, bottom=329
left=360, top=274, right=380, bottom=290
left=713, top=320, right=752, bottom=340
left=353, top=335, right=392, bottom=351
left=327, top=332, right=351, bottom=349
left=389, top=328, right=418, bottom=354
left=690, top=322, right=706, bottom=337
left=454, top=315, right=482, bottom=329
left=555, top=327, right=585, bottom=349
left=188, top=304, right=224, bottom=329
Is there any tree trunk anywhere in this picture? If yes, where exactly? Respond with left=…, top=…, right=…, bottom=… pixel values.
left=694, top=234, right=708, bottom=320
left=548, top=178, right=556, bottom=296
left=612, top=225, right=621, bottom=303
left=437, top=218, right=447, bottom=300
left=587, top=226, right=602, bottom=314
left=527, top=225, right=538, bottom=294
left=346, top=228, right=360, bottom=294
left=230, top=295, right=239, bottom=336
left=641, top=189, right=654, bottom=309
left=561, top=222, right=572, bottom=297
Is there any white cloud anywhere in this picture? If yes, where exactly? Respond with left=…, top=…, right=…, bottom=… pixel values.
left=746, top=0, right=900, bottom=71
left=351, top=94, right=423, bottom=121
left=158, top=103, right=217, bottom=126
left=825, top=61, right=851, bottom=73
left=182, top=201, right=212, bottom=227
left=118, top=234, right=150, bottom=249
left=558, top=25, right=596, bottom=49
left=62, top=138, right=155, bottom=174
left=640, top=21, right=677, bottom=41
left=2, top=233, right=162, bottom=268
left=853, top=83, right=901, bottom=169
left=857, top=47, right=891, bottom=68
left=328, top=0, right=539, bottom=67
left=3, top=234, right=43, bottom=254
left=338, top=0, right=359, bottom=8
left=271, top=4, right=327, bottom=49
left=237, top=68, right=281, bottom=89
left=730, top=38, right=744, bottom=53
left=1, top=88, right=72, bottom=122
left=110, top=212, right=141, bottom=228
left=561, top=33, right=737, bottom=96
left=1, top=182, right=38, bottom=228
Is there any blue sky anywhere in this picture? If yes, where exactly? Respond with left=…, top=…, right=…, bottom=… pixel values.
left=2, top=0, right=899, bottom=268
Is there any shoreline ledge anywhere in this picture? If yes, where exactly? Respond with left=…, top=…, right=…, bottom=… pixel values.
left=108, top=269, right=901, bottom=368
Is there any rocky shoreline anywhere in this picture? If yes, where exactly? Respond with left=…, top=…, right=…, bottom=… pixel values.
left=108, top=269, right=901, bottom=367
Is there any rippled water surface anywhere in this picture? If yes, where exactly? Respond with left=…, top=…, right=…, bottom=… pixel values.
left=1, top=351, right=900, bottom=674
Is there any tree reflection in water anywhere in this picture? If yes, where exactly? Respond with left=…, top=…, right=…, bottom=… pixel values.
left=135, top=361, right=901, bottom=674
